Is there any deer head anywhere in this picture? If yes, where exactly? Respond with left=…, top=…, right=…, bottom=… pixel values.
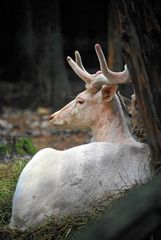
left=49, top=84, right=117, bottom=129
left=50, top=44, right=133, bottom=143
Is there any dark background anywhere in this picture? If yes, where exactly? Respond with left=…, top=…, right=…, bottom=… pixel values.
left=0, top=0, right=109, bottom=110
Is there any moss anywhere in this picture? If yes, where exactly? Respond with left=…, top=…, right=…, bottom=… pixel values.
left=0, top=144, right=11, bottom=156
left=0, top=137, right=37, bottom=160
left=15, top=137, right=37, bottom=156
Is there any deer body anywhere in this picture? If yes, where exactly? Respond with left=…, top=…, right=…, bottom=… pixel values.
left=10, top=44, right=152, bottom=230
left=10, top=141, right=150, bottom=230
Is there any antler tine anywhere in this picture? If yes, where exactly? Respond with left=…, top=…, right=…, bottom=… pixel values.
left=74, top=51, right=87, bottom=72
left=67, top=56, right=92, bottom=83
left=95, top=43, right=131, bottom=84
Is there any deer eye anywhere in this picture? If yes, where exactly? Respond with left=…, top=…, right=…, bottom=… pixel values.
left=77, top=99, right=84, bottom=105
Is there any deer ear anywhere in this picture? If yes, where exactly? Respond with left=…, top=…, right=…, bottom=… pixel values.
left=101, top=84, right=117, bottom=101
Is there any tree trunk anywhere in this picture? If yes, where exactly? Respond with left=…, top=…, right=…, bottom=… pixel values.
left=113, top=0, right=161, bottom=169
left=16, top=0, right=71, bottom=109
left=107, top=1, right=123, bottom=71
left=107, top=2, right=133, bottom=98
left=34, top=0, right=71, bottom=109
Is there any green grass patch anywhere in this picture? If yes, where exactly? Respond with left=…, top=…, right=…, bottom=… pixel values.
left=15, top=137, right=37, bottom=156
left=0, top=137, right=37, bottom=161
left=0, top=160, right=27, bottom=239
left=0, top=160, right=27, bottom=223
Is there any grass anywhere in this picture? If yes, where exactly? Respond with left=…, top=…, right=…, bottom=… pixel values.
left=0, top=159, right=27, bottom=239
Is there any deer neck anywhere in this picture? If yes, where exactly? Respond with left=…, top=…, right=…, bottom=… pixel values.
left=91, top=94, right=136, bottom=144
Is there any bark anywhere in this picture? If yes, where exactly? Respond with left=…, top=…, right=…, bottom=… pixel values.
left=113, top=0, right=161, bottom=169
left=107, top=2, right=133, bottom=98
left=107, top=1, right=123, bottom=71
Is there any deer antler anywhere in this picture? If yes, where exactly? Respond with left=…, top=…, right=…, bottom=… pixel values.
left=67, top=56, right=92, bottom=83
left=74, top=50, right=87, bottom=72
left=67, top=44, right=131, bottom=93
left=95, top=44, right=131, bottom=84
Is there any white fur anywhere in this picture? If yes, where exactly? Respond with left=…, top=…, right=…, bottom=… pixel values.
left=10, top=142, right=151, bottom=230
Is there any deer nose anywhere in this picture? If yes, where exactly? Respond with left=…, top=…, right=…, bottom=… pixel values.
left=49, top=114, right=54, bottom=121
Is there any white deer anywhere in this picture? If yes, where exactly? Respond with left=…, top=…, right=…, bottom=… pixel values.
left=10, top=44, right=151, bottom=230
